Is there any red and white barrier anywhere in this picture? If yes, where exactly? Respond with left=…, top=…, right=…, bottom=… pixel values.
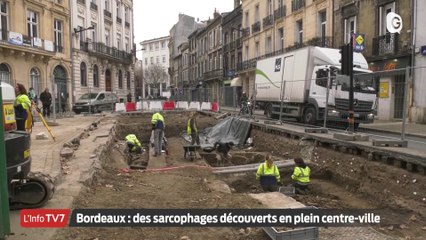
left=115, top=103, right=126, bottom=112
left=149, top=101, right=162, bottom=110
left=188, top=102, right=201, bottom=110
left=200, top=102, right=211, bottom=111
left=163, top=101, right=175, bottom=110
left=211, top=102, right=219, bottom=112
left=176, top=101, right=189, bottom=110
left=125, top=102, right=136, bottom=112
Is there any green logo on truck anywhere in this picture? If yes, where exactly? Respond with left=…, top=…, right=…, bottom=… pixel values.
left=255, top=69, right=279, bottom=88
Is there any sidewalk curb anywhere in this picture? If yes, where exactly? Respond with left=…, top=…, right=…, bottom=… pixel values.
left=358, top=127, right=426, bottom=139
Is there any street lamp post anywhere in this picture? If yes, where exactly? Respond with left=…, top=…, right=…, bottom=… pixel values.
left=70, top=25, right=94, bottom=108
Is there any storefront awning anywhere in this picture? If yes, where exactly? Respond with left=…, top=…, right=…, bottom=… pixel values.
left=230, top=77, right=242, bottom=87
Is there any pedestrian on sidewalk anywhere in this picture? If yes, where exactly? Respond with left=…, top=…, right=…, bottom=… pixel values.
left=14, top=84, right=32, bottom=131
left=40, top=88, right=52, bottom=118
left=256, top=155, right=281, bottom=192
left=291, top=158, right=311, bottom=194
left=151, top=111, right=165, bottom=156
left=127, top=92, right=132, bottom=103
left=187, top=111, right=200, bottom=145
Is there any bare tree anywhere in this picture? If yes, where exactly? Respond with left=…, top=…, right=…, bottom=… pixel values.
left=143, top=64, right=168, bottom=96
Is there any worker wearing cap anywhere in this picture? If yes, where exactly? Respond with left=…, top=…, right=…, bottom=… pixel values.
left=256, top=155, right=281, bottom=192
left=125, top=134, right=142, bottom=153
left=291, top=158, right=311, bottom=193
left=187, top=112, right=200, bottom=145
left=151, top=111, right=165, bottom=156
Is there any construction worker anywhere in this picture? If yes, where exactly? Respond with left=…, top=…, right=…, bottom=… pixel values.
left=256, top=155, right=281, bottom=192
left=291, top=158, right=311, bottom=194
left=187, top=112, right=200, bottom=145
left=14, top=83, right=32, bottom=131
left=151, top=111, right=165, bottom=156
left=125, top=134, right=142, bottom=154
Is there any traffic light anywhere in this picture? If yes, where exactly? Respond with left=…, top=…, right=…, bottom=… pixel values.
left=339, top=43, right=353, bottom=76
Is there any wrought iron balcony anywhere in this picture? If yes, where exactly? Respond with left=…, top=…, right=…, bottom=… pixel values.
left=203, top=69, right=223, bottom=80
left=274, top=5, right=286, bottom=20
left=90, top=2, right=98, bottom=11
left=125, top=21, right=130, bottom=28
left=292, top=0, right=305, bottom=12
left=237, top=59, right=257, bottom=72
left=251, top=21, right=261, bottom=34
left=263, top=15, right=274, bottom=28
left=242, top=27, right=250, bottom=38
left=80, top=41, right=133, bottom=64
left=305, top=36, right=332, bottom=48
left=372, top=33, right=399, bottom=56
left=104, top=10, right=112, bottom=19
left=116, top=17, right=122, bottom=24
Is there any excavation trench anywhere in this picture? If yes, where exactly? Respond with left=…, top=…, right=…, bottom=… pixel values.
left=59, top=112, right=426, bottom=240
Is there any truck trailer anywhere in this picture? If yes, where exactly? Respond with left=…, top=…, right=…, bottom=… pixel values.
left=255, top=46, right=377, bottom=128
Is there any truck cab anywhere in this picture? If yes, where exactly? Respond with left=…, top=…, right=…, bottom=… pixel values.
left=255, top=46, right=377, bottom=128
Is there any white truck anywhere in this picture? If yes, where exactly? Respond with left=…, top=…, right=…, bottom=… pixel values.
left=255, top=46, right=376, bottom=128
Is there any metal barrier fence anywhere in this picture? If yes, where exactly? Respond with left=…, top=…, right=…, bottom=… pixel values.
left=241, top=65, right=426, bottom=140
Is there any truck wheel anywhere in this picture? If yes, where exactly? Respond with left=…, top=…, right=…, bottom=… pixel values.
left=303, top=107, right=317, bottom=125
left=265, top=104, right=273, bottom=119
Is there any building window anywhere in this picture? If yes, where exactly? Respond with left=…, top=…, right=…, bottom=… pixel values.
left=277, top=28, right=284, bottom=50
left=105, top=29, right=110, bottom=46
left=116, top=0, right=121, bottom=17
left=93, top=64, right=99, bottom=87
left=344, top=16, right=356, bottom=44
left=266, top=36, right=272, bottom=54
left=27, top=10, right=38, bottom=38
left=29, top=68, right=40, bottom=96
left=124, top=6, right=129, bottom=22
left=379, top=2, right=395, bottom=35
left=156, top=56, right=159, bottom=64
left=149, top=43, right=153, bottom=51
left=144, top=58, right=148, bottom=65
left=91, top=22, right=97, bottom=42
left=80, top=62, right=87, bottom=86
left=255, top=41, right=259, bottom=58
left=245, top=11, right=249, bottom=28
left=127, top=71, right=131, bottom=90
left=150, top=57, right=153, bottom=64
left=125, top=37, right=129, bottom=52
left=104, top=0, right=109, bottom=11
left=245, top=46, right=249, bottom=61
left=296, top=20, right=303, bottom=44
left=0, top=63, right=10, bottom=84
left=267, top=0, right=272, bottom=15
left=0, top=1, right=8, bottom=41
left=161, top=41, right=165, bottom=49
left=162, top=55, right=166, bottom=63
left=319, top=11, right=326, bottom=45
left=54, top=19, right=63, bottom=52
left=118, top=70, right=123, bottom=89
left=117, top=33, right=121, bottom=50
left=255, top=4, right=259, bottom=22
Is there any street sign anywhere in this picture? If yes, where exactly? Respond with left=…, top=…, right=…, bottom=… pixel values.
left=421, top=46, right=426, bottom=56
left=352, top=34, right=365, bottom=52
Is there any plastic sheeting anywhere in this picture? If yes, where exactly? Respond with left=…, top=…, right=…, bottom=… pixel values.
left=199, top=117, right=251, bottom=147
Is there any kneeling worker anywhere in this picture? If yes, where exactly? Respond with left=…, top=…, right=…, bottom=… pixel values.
left=125, top=134, right=142, bottom=154
left=256, top=155, right=281, bottom=192
left=291, top=158, right=311, bottom=193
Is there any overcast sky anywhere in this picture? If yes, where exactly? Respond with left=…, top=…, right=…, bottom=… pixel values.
left=133, top=0, right=234, bottom=57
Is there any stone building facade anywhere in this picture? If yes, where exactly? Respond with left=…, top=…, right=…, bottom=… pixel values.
left=0, top=0, right=71, bottom=110
left=71, top=0, right=135, bottom=103
left=239, top=0, right=333, bottom=98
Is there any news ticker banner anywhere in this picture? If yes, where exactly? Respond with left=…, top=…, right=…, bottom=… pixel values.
left=20, top=208, right=387, bottom=228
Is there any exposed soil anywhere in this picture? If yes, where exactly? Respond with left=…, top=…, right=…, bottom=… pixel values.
left=54, top=113, right=426, bottom=240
